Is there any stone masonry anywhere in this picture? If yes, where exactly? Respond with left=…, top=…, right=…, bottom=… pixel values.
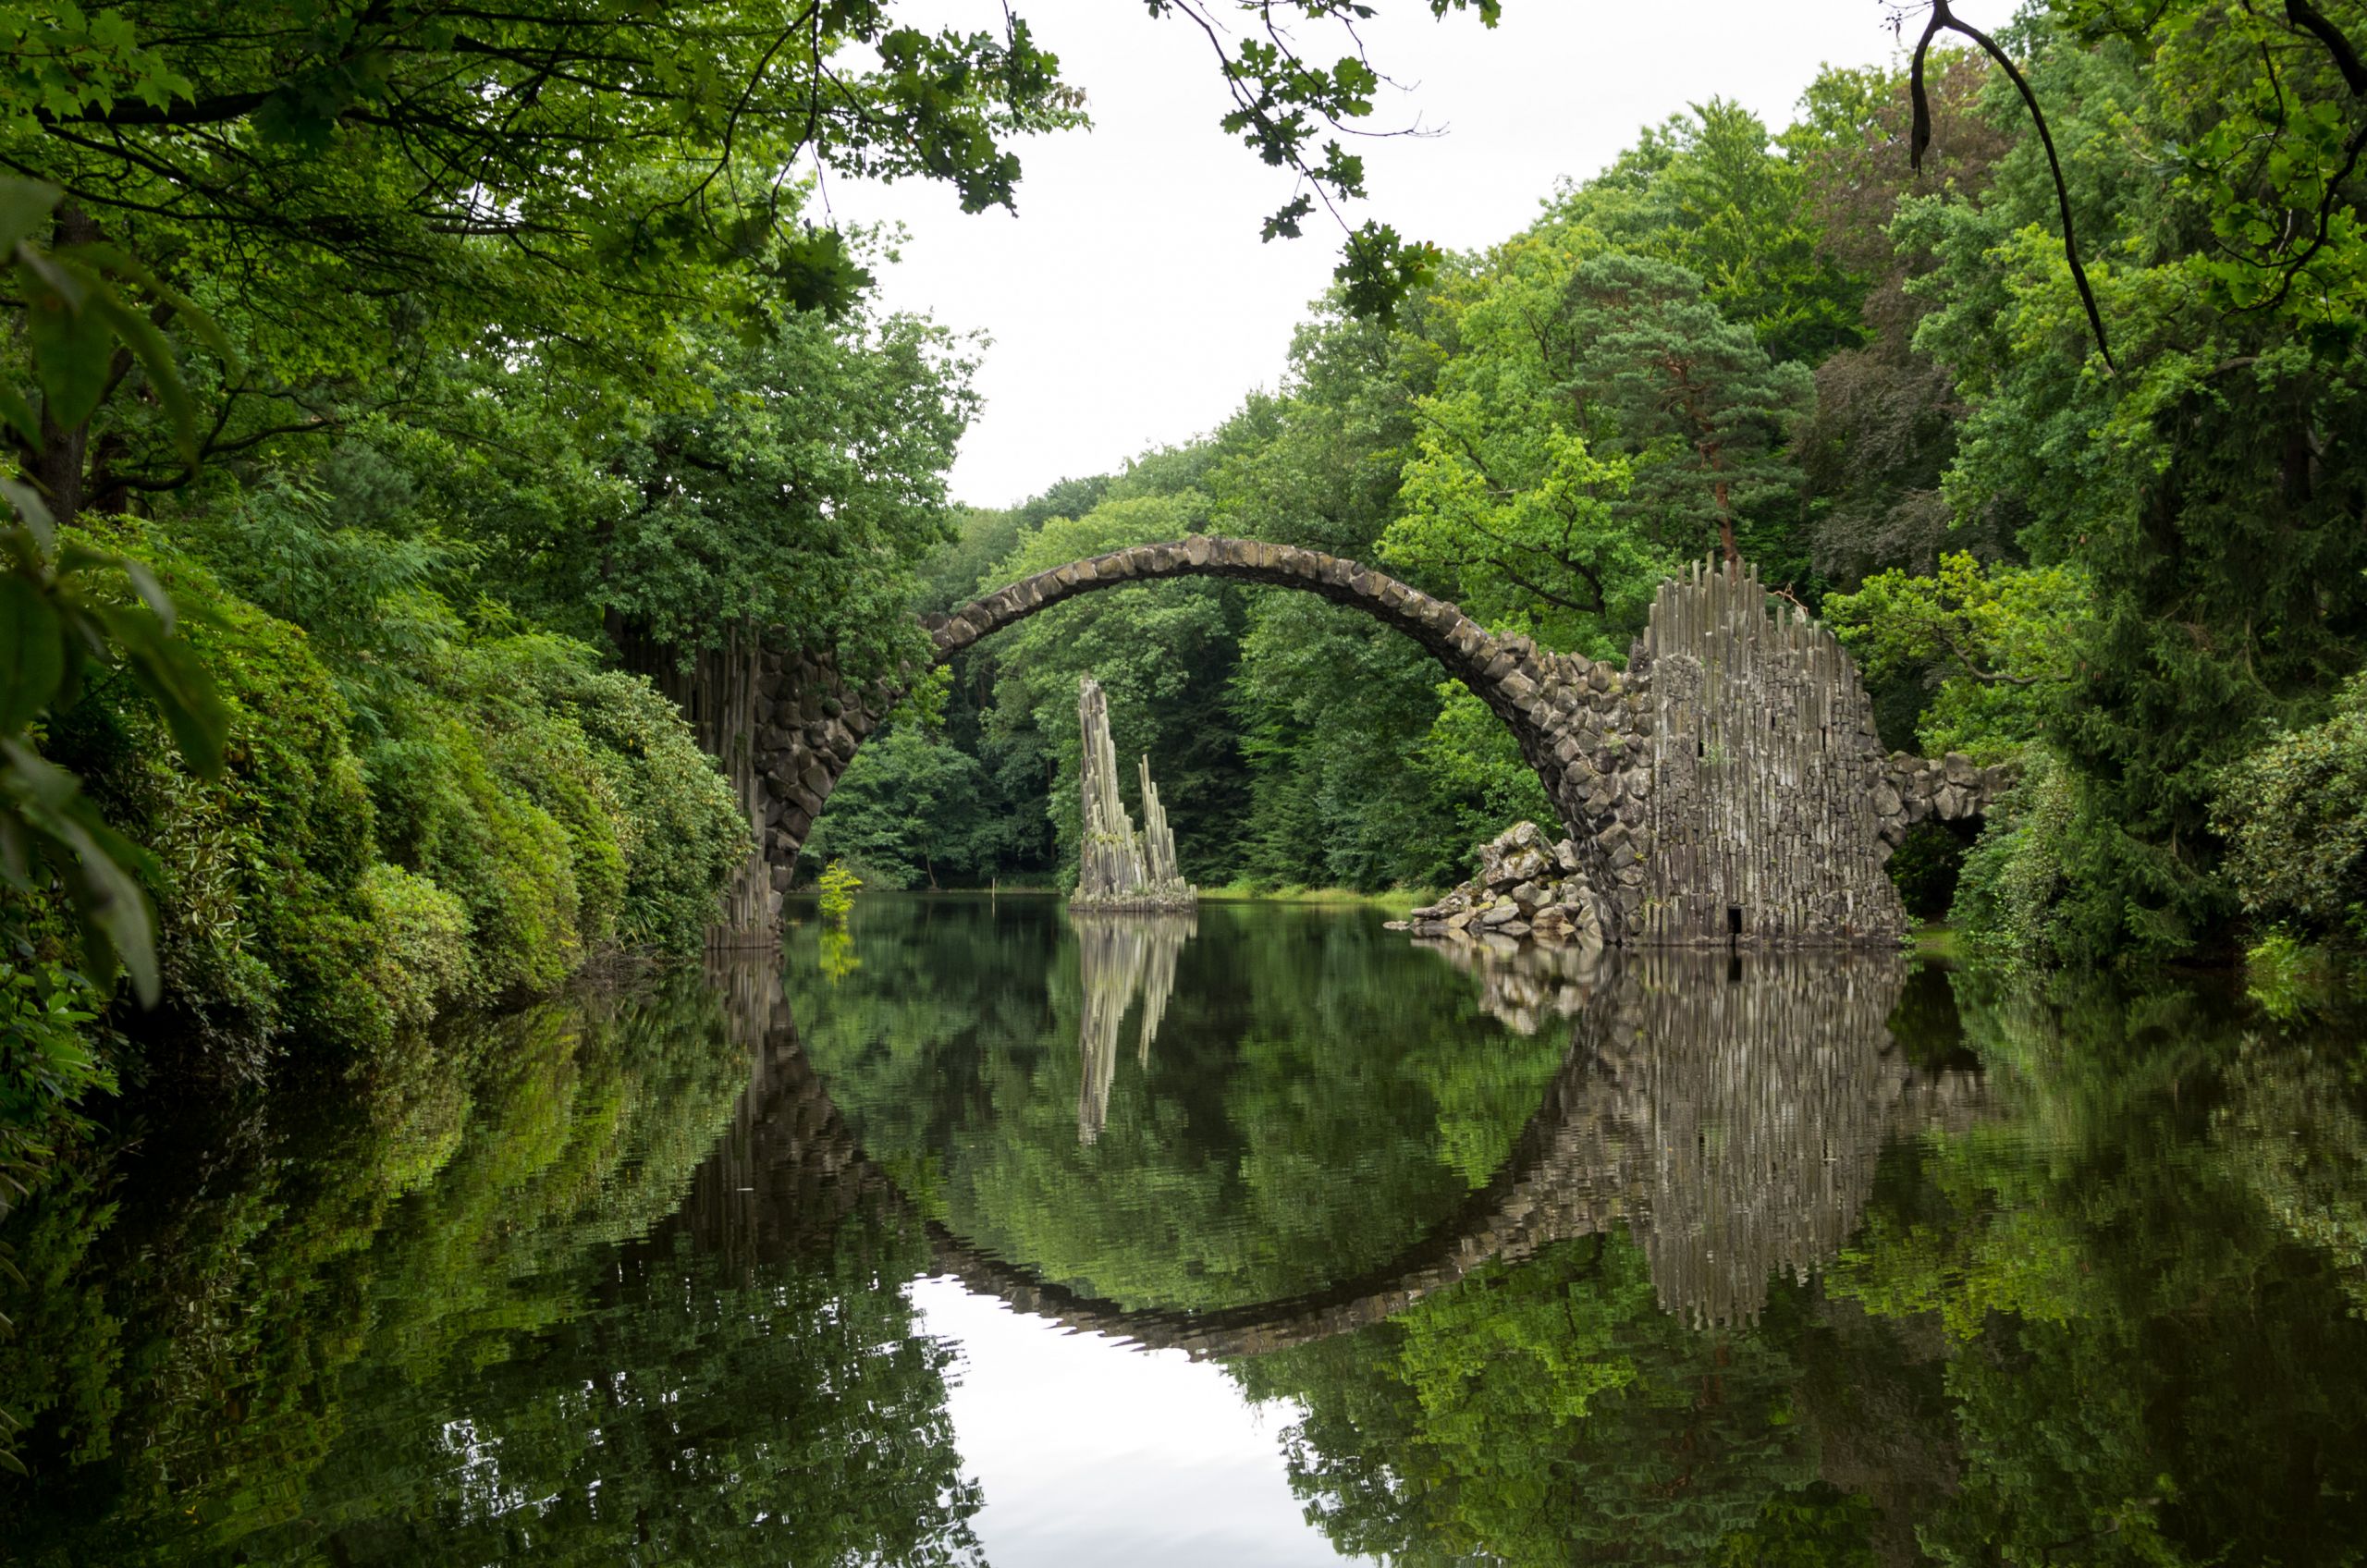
left=736, top=538, right=2005, bottom=947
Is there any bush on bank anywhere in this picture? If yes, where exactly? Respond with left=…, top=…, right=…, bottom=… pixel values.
left=1, top=519, right=749, bottom=1204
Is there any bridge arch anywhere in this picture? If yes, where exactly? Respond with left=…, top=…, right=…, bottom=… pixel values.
left=762, top=535, right=1647, bottom=907
left=741, top=541, right=2005, bottom=947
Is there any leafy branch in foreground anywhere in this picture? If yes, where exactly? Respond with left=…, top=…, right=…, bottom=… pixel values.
left=1146, top=0, right=1504, bottom=315
left=1, top=178, right=227, bottom=1004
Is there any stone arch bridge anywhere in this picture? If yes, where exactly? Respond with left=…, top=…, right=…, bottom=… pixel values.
left=673, top=950, right=1988, bottom=1355
left=720, top=538, right=2003, bottom=946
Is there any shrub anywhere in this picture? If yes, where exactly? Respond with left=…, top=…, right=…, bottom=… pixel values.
left=65, top=560, right=403, bottom=1059
left=1952, top=743, right=2237, bottom=969
left=364, top=711, right=585, bottom=1002
left=2213, top=675, right=2367, bottom=941
left=1951, top=751, right=2077, bottom=964
left=23, top=519, right=745, bottom=1081
left=817, top=862, right=862, bottom=925
left=536, top=665, right=749, bottom=955
left=363, top=633, right=746, bottom=985
left=356, top=864, right=472, bottom=1029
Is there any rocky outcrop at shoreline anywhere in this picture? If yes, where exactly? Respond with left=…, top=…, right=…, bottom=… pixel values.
left=1385, top=822, right=1610, bottom=950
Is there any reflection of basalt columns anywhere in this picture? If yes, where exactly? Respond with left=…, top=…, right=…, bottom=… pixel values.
left=681, top=956, right=901, bottom=1275
left=1073, top=676, right=1196, bottom=912
left=1591, top=951, right=1915, bottom=1328
left=1073, top=912, right=1199, bottom=1144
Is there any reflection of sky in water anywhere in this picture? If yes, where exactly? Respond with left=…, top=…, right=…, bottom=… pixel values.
left=915, top=1278, right=1365, bottom=1565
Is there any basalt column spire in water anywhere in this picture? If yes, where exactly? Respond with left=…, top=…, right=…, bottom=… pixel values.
left=1073, top=676, right=1196, bottom=912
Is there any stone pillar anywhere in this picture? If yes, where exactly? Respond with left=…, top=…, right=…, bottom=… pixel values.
left=1625, top=558, right=1907, bottom=947
left=1073, top=676, right=1196, bottom=912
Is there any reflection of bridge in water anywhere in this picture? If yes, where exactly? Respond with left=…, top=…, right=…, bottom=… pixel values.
left=686, top=945, right=1984, bottom=1355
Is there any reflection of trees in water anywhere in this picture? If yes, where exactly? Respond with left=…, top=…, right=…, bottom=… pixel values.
left=0, top=973, right=986, bottom=1566
left=763, top=927, right=1976, bottom=1351
left=2214, top=1039, right=2367, bottom=1317
left=1240, top=972, right=2367, bottom=1568
left=1073, top=911, right=1197, bottom=1144
left=790, top=898, right=1571, bottom=1316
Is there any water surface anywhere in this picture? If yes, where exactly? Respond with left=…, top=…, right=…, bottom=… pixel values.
left=5, top=896, right=2367, bottom=1565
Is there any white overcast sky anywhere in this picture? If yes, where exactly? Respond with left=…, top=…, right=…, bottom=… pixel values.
left=833, top=0, right=2015, bottom=508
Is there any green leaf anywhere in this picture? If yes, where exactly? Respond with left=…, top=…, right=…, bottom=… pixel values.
left=45, top=813, right=159, bottom=1005
left=95, top=605, right=227, bottom=775
left=120, top=558, right=175, bottom=631
left=63, top=240, right=243, bottom=378
left=0, top=576, right=65, bottom=734
left=0, top=383, right=40, bottom=448
left=0, top=178, right=61, bottom=254
left=0, top=475, right=56, bottom=552
left=87, top=290, right=197, bottom=463
left=0, top=739, right=161, bottom=1003
left=22, top=275, right=115, bottom=432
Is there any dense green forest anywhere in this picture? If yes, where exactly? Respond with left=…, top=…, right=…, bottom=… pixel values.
left=8, top=1, right=2367, bottom=1225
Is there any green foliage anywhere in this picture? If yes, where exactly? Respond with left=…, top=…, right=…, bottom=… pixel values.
left=16, top=512, right=746, bottom=1083
left=1826, top=550, right=2089, bottom=762
left=1380, top=247, right=1811, bottom=650
left=352, top=864, right=469, bottom=1033
left=580, top=312, right=976, bottom=679
left=43, top=545, right=400, bottom=1059
left=2214, top=673, right=2367, bottom=942
left=1, top=178, right=227, bottom=1009
left=803, top=725, right=1001, bottom=891
left=1551, top=99, right=1868, bottom=366
left=817, top=861, right=863, bottom=925
left=1408, top=684, right=1560, bottom=864
left=0, top=974, right=991, bottom=1563
left=0, top=958, right=112, bottom=1227
left=2239, top=930, right=2357, bottom=1023
left=1708, top=1483, right=1883, bottom=1568
left=555, top=668, right=749, bottom=954
left=1950, top=749, right=2083, bottom=964
left=1896, top=13, right=2367, bottom=962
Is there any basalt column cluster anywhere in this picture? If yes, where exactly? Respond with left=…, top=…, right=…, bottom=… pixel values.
left=1073, top=676, right=1196, bottom=913
left=1626, top=560, right=1907, bottom=946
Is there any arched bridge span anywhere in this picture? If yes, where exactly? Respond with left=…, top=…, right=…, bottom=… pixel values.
left=737, top=541, right=2005, bottom=947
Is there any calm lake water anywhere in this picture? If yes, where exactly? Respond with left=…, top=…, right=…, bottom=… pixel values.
left=6, top=897, right=2367, bottom=1565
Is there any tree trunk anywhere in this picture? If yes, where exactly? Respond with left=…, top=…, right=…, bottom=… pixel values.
left=32, top=203, right=104, bottom=527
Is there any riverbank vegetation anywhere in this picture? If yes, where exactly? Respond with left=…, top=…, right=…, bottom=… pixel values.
left=9, top=3, right=2367, bottom=1221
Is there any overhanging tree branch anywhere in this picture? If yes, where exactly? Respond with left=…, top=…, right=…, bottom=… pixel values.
left=1908, top=0, right=2116, bottom=370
